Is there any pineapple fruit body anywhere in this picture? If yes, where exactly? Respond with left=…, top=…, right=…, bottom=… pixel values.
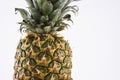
left=14, top=0, right=79, bottom=79
left=14, top=32, right=72, bottom=80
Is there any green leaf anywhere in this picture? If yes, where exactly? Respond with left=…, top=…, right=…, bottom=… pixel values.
left=32, top=0, right=38, bottom=9
left=41, top=0, right=53, bottom=15
left=65, top=5, right=79, bottom=14
left=15, top=8, right=31, bottom=21
left=56, top=22, right=70, bottom=31
left=18, top=22, right=29, bottom=26
left=35, top=27, right=44, bottom=33
left=63, top=0, right=72, bottom=9
left=60, top=5, right=79, bottom=19
left=25, top=0, right=34, bottom=7
left=50, top=0, right=58, bottom=4
left=73, top=0, right=81, bottom=1
left=50, top=9, right=61, bottom=23
left=57, top=26, right=66, bottom=31
left=47, top=21, right=55, bottom=27
left=53, top=0, right=67, bottom=9
left=63, top=14, right=73, bottom=23
left=44, top=26, right=51, bottom=33
left=63, top=14, right=71, bottom=20
left=52, top=27, right=59, bottom=31
left=36, top=23, right=44, bottom=27
left=40, top=16, right=49, bottom=22
left=36, top=0, right=42, bottom=11
left=28, top=7, right=40, bottom=20
left=18, top=22, right=32, bottom=32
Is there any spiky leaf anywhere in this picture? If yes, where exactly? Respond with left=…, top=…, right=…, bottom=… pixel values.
left=44, top=26, right=51, bottom=33
left=35, top=27, right=44, bottom=33
left=53, top=0, right=67, bottom=9
left=41, top=0, right=53, bottom=15
left=62, top=5, right=79, bottom=16
left=36, top=0, right=42, bottom=11
left=15, top=8, right=31, bottom=21
left=56, top=22, right=69, bottom=31
left=63, top=14, right=73, bottom=23
left=50, top=9, right=61, bottom=23
left=40, top=16, right=49, bottom=22
left=32, top=0, right=38, bottom=9
left=50, top=0, right=58, bottom=4
left=63, top=0, right=72, bottom=9
left=25, top=0, right=34, bottom=7
left=57, top=26, right=66, bottom=31
left=28, top=7, right=40, bottom=20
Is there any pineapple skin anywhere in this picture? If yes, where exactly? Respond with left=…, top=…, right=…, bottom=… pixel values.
left=14, top=32, right=72, bottom=80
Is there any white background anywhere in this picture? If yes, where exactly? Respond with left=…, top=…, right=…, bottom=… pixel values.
left=0, top=0, right=120, bottom=80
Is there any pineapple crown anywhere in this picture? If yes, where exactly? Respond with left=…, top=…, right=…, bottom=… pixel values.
left=15, top=0, right=80, bottom=34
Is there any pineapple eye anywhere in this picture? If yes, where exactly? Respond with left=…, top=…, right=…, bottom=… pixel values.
left=32, top=45, right=40, bottom=53
left=44, top=73, right=59, bottom=80
left=19, top=68, right=31, bottom=76
left=26, top=42, right=29, bottom=45
left=30, top=77, right=42, bottom=80
left=39, top=35, right=47, bottom=41
left=14, top=71, right=19, bottom=78
left=22, top=58, right=36, bottom=66
left=29, top=58, right=36, bottom=66
left=25, top=70, right=31, bottom=76
left=27, top=36, right=35, bottom=43
left=41, top=42, right=48, bottom=48
left=22, top=39, right=26, bottom=44
left=21, top=50, right=26, bottom=57
left=17, top=42, right=22, bottom=49
left=33, top=65, right=48, bottom=73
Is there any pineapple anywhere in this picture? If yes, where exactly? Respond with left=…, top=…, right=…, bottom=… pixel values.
left=14, top=0, right=79, bottom=80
